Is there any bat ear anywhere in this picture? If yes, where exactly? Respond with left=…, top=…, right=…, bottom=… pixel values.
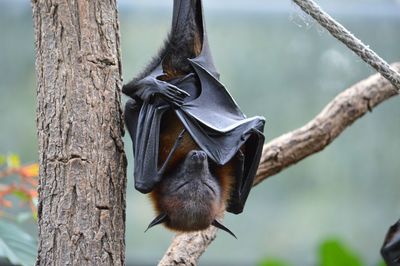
left=212, top=220, right=237, bottom=239
left=145, top=213, right=168, bottom=232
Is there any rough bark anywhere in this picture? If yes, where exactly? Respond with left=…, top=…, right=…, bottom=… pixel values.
left=158, top=227, right=217, bottom=266
left=32, top=1, right=126, bottom=265
left=158, top=63, right=400, bottom=265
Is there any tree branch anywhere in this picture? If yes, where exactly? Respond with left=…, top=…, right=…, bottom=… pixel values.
left=158, top=63, right=400, bottom=266
left=158, top=227, right=217, bottom=266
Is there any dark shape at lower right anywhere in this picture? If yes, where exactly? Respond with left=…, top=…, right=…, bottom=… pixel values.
left=382, top=219, right=400, bottom=266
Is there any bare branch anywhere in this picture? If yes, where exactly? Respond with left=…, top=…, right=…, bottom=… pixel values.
left=158, top=63, right=400, bottom=266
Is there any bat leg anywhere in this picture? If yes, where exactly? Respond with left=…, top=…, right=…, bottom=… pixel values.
left=158, top=129, right=186, bottom=176
left=381, top=220, right=400, bottom=266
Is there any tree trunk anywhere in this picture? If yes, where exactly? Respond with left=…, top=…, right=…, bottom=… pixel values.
left=32, top=1, right=126, bottom=265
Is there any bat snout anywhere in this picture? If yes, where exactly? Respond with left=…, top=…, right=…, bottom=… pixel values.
left=188, top=150, right=207, bottom=162
left=135, top=181, right=154, bottom=194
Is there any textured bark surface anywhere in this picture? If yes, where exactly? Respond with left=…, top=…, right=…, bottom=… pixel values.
left=158, top=63, right=400, bottom=265
left=32, top=0, right=126, bottom=265
left=158, top=227, right=217, bottom=266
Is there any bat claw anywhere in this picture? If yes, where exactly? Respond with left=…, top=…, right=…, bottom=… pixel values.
left=145, top=213, right=168, bottom=232
left=212, top=220, right=237, bottom=239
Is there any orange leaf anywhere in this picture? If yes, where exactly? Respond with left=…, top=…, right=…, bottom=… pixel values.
left=18, top=163, right=39, bottom=178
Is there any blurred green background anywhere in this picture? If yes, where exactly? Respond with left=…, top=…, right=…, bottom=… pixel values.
left=0, top=0, right=399, bottom=265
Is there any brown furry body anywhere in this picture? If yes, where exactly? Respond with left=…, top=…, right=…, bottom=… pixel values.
left=150, top=110, right=235, bottom=231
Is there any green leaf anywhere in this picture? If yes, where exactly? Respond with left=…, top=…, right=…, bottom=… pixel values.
left=319, top=239, right=364, bottom=266
left=7, top=154, right=20, bottom=168
left=258, top=258, right=290, bottom=266
left=0, top=220, right=37, bottom=266
left=12, top=190, right=31, bottom=202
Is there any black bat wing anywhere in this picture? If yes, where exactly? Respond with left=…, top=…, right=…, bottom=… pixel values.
left=124, top=98, right=170, bottom=193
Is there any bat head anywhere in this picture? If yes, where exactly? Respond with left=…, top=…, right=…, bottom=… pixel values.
left=147, top=150, right=236, bottom=237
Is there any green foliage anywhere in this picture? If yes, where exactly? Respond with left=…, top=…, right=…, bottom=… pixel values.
left=0, top=153, right=38, bottom=265
left=11, top=190, right=31, bottom=203
left=258, top=258, right=290, bottom=266
left=318, top=239, right=363, bottom=266
left=0, top=220, right=36, bottom=266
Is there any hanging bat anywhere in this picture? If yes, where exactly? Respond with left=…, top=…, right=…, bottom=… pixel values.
left=381, top=219, right=400, bottom=266
left=123, top=0, right=265, bottom=237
